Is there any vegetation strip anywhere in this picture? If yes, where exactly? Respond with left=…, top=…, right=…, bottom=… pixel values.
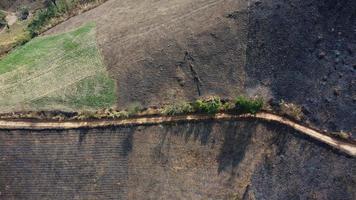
left=0, top=112, right=354, bottom=157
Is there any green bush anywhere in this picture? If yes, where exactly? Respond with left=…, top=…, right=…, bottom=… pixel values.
left=27, top=6, right=58, bottom=37
left=127, top=102, right=143, bottom=116
left=0, top=10, right=7, bottom=27
left=18, top=6, right=30, bottom=20
left=235, top=96, right=263, bottom=114
left=161, top=102, right=194, bottom=115
left=193, top=97, right=223, bottom=114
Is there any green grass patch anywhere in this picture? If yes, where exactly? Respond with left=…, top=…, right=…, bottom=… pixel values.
left=0, top=23, right=117, bottom=112
left=193, top=97, right=223, bottom=114
left=162, top=102, right=194, bottom=115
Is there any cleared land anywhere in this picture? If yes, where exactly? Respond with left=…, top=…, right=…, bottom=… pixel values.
left=44, top=0, right=356, bottom=136
left=0, top=23, right=116, bottom=112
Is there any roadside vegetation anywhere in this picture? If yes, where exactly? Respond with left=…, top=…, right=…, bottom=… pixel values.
left=0, top=23, right=117, bottom=112
left=0, top=96, right=264, bottom=120
left=278, top=100, right=304, bottom=121
left=0, top=95, right=311, bottom=124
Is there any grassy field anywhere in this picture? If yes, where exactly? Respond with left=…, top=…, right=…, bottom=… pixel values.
left=0, top=23, right=117, bottom=112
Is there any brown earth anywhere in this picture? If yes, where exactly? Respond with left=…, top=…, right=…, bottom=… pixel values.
left=0, top=1, right=354, bottom=198
left=0, top=121, right=355, bottom=199
left=45, top=0, right=249, bottom=108
left=44, top=0, right=355, bottom=136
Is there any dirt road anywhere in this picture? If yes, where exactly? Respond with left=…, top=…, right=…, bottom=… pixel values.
left=0, top=112, right=354, bottom=156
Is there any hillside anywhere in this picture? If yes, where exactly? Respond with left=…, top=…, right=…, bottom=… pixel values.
left=43, top=0, right=355, bottom=135
left=0, top=0, right=355, bottom=199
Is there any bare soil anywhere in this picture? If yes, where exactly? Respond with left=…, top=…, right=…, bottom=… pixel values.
left=43, top=0, right=356, bottom=136
left=0, top=121, right=355, bottom=199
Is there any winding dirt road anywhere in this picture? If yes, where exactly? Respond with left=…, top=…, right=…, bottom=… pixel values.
left=0, top=112, right=355, bottom=156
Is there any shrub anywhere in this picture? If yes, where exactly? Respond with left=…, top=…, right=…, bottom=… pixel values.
left=235, top=96, right=263, bottom=114
left=107, top=110, right=129, bottom=118
left=279, top=100, right=303, bottom=121
left=161, top=102, right=194, bottom=115
left=44, top=0, right=58, bottom=8
left=28, top=6, right=58, bottom=37
left=0, top=10, right=7, bottom=28
left=18, top=6, right=30, bottom=20
left=222, top=101, right=235, bottom=111
left=193, top=96, right=223, bottom=114
left=127, top=102, right=143, bottom=116
left=331, top=130, right=351, bottom=140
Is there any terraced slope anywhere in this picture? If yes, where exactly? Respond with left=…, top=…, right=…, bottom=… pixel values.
left=0, top=23, right=116, bottom=112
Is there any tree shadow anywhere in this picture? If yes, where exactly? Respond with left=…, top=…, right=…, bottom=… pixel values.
left=216, top=121, right=254, bottom=173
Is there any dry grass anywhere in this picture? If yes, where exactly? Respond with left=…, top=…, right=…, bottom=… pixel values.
left=279, top=100, right=303, bottom=121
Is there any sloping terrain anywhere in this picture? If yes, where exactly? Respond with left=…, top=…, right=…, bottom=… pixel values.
left=45, top=0, right=250, bottom=107
left=43, top=0, right=355, bottom=135
left=0, top=121, right=354, bottom=199
left=0, top=23, right=116, bottom=112
left=0, top=0, right=354, bottom=198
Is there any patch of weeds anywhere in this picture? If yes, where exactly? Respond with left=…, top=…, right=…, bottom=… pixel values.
left=234, top=96, right=263, bottom=114
left=28, top=5, right=59, bottom=37
left=161, top=102, right=194, bottom=115
left=0, top=10, right=7, bottom=28
left=18, top=6, right=30, bottom=20
left=331, top=130, right=351, bottom=141
left=193, top=96, right=223, bottom=114
left=127, top=102, right=143, bottom=116
left=222, top=101, right=235, bottom=111
left=279, top=100, right=303, bottom=121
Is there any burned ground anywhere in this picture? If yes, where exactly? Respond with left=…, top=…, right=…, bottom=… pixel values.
left=0, top=121, right=355, bottom=199
left=44, top=0, right=355, bottom=135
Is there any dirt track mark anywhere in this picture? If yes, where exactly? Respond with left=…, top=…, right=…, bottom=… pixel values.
left=0, top=112, right=354, bottom=156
